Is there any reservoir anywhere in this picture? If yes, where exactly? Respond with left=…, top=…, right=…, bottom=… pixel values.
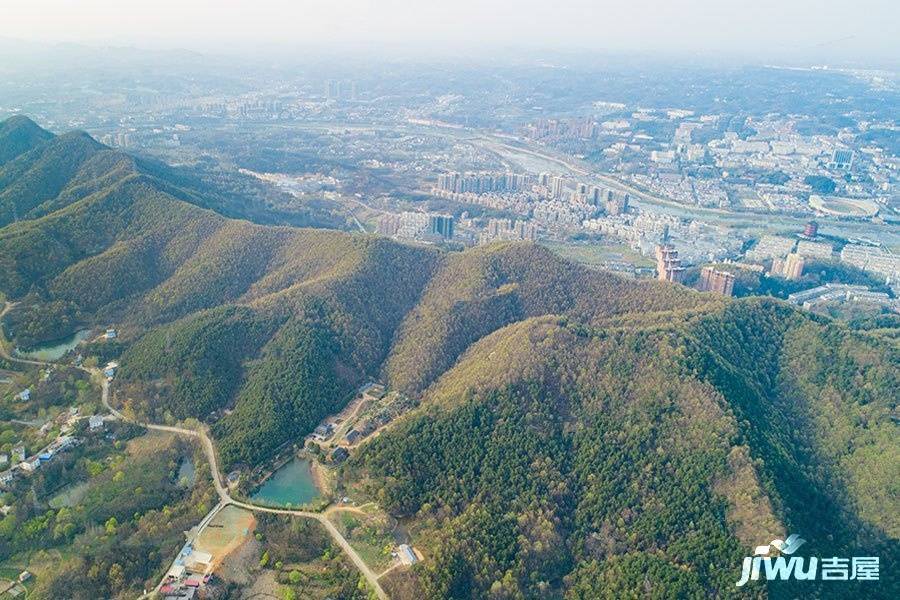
left=18, top=329, right=92, bottom=361
left=250, top=456, right=320, bottom=507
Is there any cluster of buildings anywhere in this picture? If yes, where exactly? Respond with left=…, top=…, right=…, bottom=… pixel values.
left=524, top=106, right=894, bottom=219
left=742, top=232, right=899, bottom=292
left=431, top=188, right=538, bottom=216
left=788, top=284, right=898, bottom=313
left=0, top=405, right=107, bottom=488
left=324, top=79, right=358, bottom=102
left=530, top=199, right=598, bottom=227
left=436, top=171, right=534, bottom=194
left=431, top=170, right=638, bottom=243
left=840, top=244, right=900, bottom=285
left=376, top=211, right=455, bottom=242
left=521, top=117, right=599, bottom=141
left=745, top=235, right=799, bottom=263
left=771, top=253, right=806, bottom=281
left=97, top=131, right=134, bottom=148
left=0, top=432, right=78, bottom=487
left=307, top=382, right=409, bottom=465
left=655, top=244, right=685, bottom=284
left=697, top=266, right=735, bottom=296
left=744, top=231, right=836, bottom=281
left=160, top=543, right=213, bottom=599
left=476, top=218, right=538, bottom=245
left=433, top=171, right=629, bottom=214
left=646, top=217, right=899, bottom=309
left=585, top=212, right=744, bottom=265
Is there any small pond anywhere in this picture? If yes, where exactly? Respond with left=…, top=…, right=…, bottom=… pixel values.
left=250, top=456, right=320, bottom=506
left=17, top=329, right=92, bottom=361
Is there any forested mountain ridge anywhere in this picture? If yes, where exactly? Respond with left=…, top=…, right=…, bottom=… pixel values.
left=0, top=122, right=725, bottom=471
left=0, top=114, right=55, bottom=167
left=383, top=241, right=720, bottom=395
left=1, top=118, right=897, bottom=598
left=0, top=117, right=346, bottom=298
left=348, top=300, right=899, bottom=598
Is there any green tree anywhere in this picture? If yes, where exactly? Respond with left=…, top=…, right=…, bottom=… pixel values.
left=104, top=516, right=118, bottom=535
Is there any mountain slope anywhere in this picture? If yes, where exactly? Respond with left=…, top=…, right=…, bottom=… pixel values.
left=0, top=130, right=106, bottom=227
left=384, top=242, right=719, bottom=395
left=0, top=114, right=55, bottom=167
left=1, top=117, right=896, bottom=598
left=347, top=301, right=899, bottom=599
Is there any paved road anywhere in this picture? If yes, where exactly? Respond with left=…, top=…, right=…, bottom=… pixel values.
left=96, top=353, right=388, bottom=598
left=0, top=303, right=389, bottom=600
left=230, top=499, right=387, bottom=595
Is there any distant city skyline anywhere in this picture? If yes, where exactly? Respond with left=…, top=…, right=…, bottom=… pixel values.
left=3, top=0, right=899, bottom=65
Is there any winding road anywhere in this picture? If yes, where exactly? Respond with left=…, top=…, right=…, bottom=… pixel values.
left=0, top=302, right=389, bottom=600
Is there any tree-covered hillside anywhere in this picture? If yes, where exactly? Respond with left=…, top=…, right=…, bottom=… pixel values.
left=346, top=301, right=899, bottom=599
left=384, top=241, right=719, bottom=395
left=0, top=115, right=54, bottom=167
left=0, top=118, right=441, bottom=467
left=0, top=117, right=896, bottom=599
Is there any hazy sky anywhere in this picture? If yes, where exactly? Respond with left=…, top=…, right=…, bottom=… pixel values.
left=4, top=0, right=899, bottom=63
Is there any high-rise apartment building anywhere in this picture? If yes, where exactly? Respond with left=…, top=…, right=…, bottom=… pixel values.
left=772, top=253, right=805, bottom=280
left=698, top=266, right=735, bottom=296
left=605, top=192, right=629, bottom=216
left=550, top=176, right=565, bottom=199
left=436, top=172, right=533, bottom=194
left=656, top=244, right=685, bottom=283
left=428, top=214, right=454, bottom=240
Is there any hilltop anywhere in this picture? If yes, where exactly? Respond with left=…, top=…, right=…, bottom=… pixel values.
left=0, top=115, right=55, bottom=167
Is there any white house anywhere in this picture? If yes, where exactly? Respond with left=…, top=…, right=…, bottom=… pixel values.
left=104, top=362, right=119, bottom=379
left=20, top=457, right=40, bottom=472
left=398, top=544, right=418, bottom=565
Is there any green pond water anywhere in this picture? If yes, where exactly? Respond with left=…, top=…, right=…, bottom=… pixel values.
left=250, top=456, right=320, bottom=506
left=18, top=329, right=92, bottom=361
